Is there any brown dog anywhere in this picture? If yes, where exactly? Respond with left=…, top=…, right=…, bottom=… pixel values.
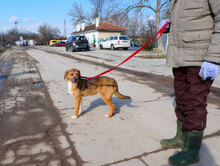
left=64, top=68, right=131, bottom=119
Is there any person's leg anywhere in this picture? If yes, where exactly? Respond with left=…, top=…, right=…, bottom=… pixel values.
left=169, top=67, right=213, bottom=165
left=173, top=67, right=187, bottom=122
left=181, top=67, right=213, bottom=131
left=160, top=67, right=186, bottom=149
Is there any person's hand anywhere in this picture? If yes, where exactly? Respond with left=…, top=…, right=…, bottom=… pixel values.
left=199, top=61, right=219, bottom=80
left=158, top=19, right=170, bottom=32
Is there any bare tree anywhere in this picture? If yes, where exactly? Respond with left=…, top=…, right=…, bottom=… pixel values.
left=6, top=29, right=19, bottom=44
left=0, top=32, right=6, bottom=46
left=68, top=2, right=93, bottom=25
left=68, top=0, right=121, bottom=25
left=147, top=19, right=156, bottom=39
left=38, top=23, right=60, bottom=44
left=90, top=0, right=105, bottom=21
left=0, top=33, right=3, bottom=44
left=124, top=0, right=169, bottom=51
left=126, top=11, right=143, bottom=40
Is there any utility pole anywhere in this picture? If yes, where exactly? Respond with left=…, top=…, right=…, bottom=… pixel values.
left=15, top=21, right=18, bottom=33
left=64, top=20, right=67, bottom=38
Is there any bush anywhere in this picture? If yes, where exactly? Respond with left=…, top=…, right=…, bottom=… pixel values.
left=0, top=47, right=6, bottom=54
left=144, top=42, right=155, bottom=51
left=132, top=40, right=155, bottom=51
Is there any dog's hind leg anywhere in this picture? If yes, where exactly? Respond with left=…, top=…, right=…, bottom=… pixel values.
left=100, top=92, right=115, bottom=118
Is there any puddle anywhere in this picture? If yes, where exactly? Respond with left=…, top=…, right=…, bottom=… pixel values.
left=32, top=82, right=44, bottom=91
left=3, top=61, right=8, bottom=66
left=0, top=79, right=4, bottom=92
left=28, top=70, right=36, bottom=74
left=27, top=61, right=32, bottom=68
left=0, top=59, right=12, bottom=93
left=32, top=82, right=44, bottom=86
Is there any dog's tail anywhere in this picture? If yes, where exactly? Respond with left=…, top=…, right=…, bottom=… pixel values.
left=115, top=90, right=131, bottom=100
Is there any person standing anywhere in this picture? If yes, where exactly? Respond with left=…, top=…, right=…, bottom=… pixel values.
left=159, top=0, right=220, bottom=165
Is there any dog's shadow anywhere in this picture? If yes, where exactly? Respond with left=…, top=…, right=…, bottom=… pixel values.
left=80, top=97, right=136, bottom=117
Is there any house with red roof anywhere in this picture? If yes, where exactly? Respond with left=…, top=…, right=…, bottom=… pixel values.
left=71, top=18, right=127, bottom=47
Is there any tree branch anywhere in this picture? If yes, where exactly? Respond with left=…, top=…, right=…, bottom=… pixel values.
left=159, top=1, right=168, bottom=11
left=124, top=5, right=156, bottom=15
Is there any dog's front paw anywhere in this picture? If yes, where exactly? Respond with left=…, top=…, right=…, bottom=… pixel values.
left=72, top=115, right=78, bottom=119
left=105, top=114, right=113, bottom=118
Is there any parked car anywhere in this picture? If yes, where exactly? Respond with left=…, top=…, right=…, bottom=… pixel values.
left=49, top=40, right=59, bottom=46
left=36, top=42, right=44, bottom=46
left=65, top=35, right=90, bottom=52
left=99, top=35, right=131, bottom=50
left=128, top=42, right=141, bottom=51
left=53, top=41, right=66, bottom=47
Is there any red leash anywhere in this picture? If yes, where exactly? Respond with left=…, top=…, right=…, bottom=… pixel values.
left=87, top=22, right=169, bottom=80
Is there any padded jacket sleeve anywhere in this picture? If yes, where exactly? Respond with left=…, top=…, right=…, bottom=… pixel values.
left=205, top=0, right=220, bottom=64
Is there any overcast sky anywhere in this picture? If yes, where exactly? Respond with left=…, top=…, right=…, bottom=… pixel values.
left=0, top=0, right=156, bottom=35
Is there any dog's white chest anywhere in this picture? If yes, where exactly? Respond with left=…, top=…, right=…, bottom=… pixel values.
left=67, top=81, right=73, bottom=96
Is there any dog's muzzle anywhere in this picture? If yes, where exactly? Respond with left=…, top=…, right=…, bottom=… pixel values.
left=71, top=77, right=79, bottom=86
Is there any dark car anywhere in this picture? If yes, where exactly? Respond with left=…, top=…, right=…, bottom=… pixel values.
left=53, top=41, right=66, bottom=47
left=65, top=35, right=90, bottom=52
left=128, top=42, right=141, bottom=51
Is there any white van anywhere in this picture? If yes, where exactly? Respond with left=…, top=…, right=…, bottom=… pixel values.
left=99, top=35, right=131, bottom=50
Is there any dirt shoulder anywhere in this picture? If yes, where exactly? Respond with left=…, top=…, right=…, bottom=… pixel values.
left=0, top=47, right=83, bottom=166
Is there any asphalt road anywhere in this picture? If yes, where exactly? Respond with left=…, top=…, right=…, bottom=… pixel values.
left=0, top=46, right=220, bottom=166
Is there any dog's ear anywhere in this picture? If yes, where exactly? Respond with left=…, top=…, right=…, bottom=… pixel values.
left=75, top=69, right=81, bottom=78
left=64, top=70, right=69, bottom=80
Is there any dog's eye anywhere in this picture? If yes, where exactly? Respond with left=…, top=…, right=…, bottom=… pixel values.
left=71, top=74, right=74, bottom=76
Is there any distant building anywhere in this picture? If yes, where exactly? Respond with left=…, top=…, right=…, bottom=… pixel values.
left=71, top=18, right=127, bottom=47
left=15, top=39, right=36, bottom=46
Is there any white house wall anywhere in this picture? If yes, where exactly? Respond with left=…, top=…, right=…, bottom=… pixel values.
left=84, top=31, right=99, bottom=46
left=98, top=32, right=121, bottom=42
left=86, top=31, right=122, bottom=46
left=71, top=31, right=122, bottom=47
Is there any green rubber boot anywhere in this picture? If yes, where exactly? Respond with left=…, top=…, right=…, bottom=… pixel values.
left=169, top=130, right=204, bottom=166
left=160, top=120, right=184, bottom=149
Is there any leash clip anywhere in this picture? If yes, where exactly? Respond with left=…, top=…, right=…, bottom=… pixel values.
left=81, top=76, right=88, bottom=80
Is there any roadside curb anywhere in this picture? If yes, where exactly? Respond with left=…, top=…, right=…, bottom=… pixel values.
left=35, top=47, right=166, bottom=76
